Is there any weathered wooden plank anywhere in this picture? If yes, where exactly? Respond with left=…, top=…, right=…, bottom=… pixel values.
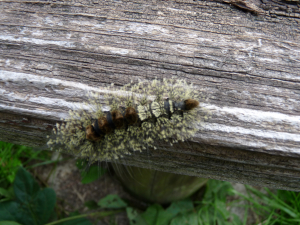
left=0, top=0, right=300, bottom=190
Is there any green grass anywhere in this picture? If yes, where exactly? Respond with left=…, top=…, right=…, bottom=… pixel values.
left=232, top=186, right=300, bottom=225
left=195, top=180, right=242, bottom=225
left=0, top=141, right=53, bottom=185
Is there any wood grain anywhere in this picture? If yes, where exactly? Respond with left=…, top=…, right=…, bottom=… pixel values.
left=0, top=0, right=300, bottom=190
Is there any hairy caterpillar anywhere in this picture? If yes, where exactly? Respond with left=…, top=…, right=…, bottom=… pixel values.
left=47, top=78, right=207, bottom=164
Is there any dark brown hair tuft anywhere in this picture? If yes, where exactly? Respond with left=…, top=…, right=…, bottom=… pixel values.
left=125, top=106, right=138, bottom=125
left=184, top=99, right=199, bottom=110
left=98, top=116, right=113, bottom=134
left=111, top=110, right=124, bottom=128
left=86, top=125, right=102, bottom=142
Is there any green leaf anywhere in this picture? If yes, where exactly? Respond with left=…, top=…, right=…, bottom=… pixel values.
left=126, top=207, right=139, bottom=222
left=0, top=187, right=13, bottom=200
left=98, top=194, right=127, bottom=209
left=33, top=187, right=56, bottom=224
left=0, top=201, right=22, bottom=222
left=81, top=165, right=106, bottom=184
left=170, top=211, right=198, bottom=225
left=0, top=188, right=55, bottom=225
left=0, top=221, right=23, bottom=225
left=126, top=207, right=148, bottom=225
left=141, top=204, right=163, bottom=225
left=203, top=180, right=234, bottom=202
left=214, top=199, right=231, bottom=219
left=167, top=199, right=194, bottom=215
left=13, top=167, right=40, bottom=202
left=76, top=160, right=107, bottom=184
left=156, top=199, right=194, bottom=225
left=0, top=200, right=40, bottom=225
left=0, top=167, right=56, bottom=225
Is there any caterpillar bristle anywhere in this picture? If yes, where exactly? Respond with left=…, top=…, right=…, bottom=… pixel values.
left=47, top=78, right=208, bottom=164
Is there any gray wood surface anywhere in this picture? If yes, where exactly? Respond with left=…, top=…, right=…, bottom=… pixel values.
left=0, top=0, right=300, bottom=190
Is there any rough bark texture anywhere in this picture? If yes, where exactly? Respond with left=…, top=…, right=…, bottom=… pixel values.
left=0, top=0, right=300, bottom=190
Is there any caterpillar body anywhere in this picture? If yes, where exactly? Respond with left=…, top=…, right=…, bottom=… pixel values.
left=47, top=78, right=206, bottom=164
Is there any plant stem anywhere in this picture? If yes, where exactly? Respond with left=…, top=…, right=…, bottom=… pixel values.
left=45, top=209, right=124, bottom=225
